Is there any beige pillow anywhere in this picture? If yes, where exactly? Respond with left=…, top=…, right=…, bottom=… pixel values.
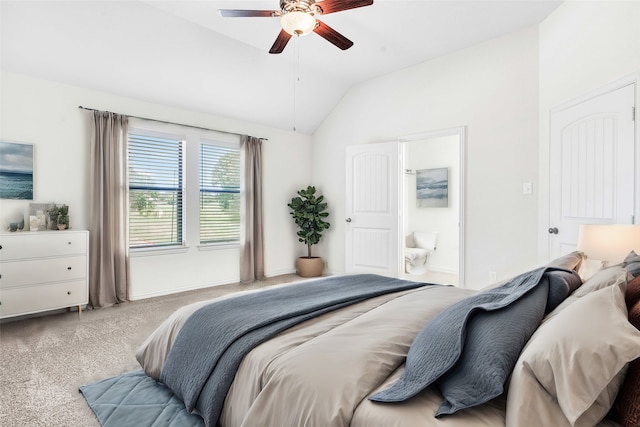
left=571, top=266, right=627, bottom=298
left=544, top=266, right=628, bottom=323
left=577, top=258, right=605, bottom=281
left=506, top=280, right=640, bottom=427
left=546, top=251, right=585, bottom=272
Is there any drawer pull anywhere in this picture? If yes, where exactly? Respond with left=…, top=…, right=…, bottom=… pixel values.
left=67, top=267, right=72, bottom=270
left=0, top=245, right=3, bottom=249
left=67, top=291, right=71, bottom=295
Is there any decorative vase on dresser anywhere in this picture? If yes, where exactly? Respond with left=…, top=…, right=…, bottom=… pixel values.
left=0, top=230, right=89, bottom=319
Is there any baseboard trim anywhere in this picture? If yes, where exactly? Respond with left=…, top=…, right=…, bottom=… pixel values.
left=129, top=269, right=300, bottom=301
left=426, top=265, right=458, bottom=275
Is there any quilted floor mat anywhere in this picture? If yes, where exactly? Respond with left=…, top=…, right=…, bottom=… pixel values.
left=79, top=370, right=204, bottom=427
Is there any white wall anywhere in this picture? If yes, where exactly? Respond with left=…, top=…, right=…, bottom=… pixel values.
left=404, top=136, right=459, bottom=274
left=5, top=2, right=634, bottom=297
left=0, top=71, right=312, bottom=299
left=537, top=1, right=640, bottom=261
left=313, top=26, right=540, bottom=289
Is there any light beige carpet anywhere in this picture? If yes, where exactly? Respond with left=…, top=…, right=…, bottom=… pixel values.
left=0, top=274, right=302, bottom=427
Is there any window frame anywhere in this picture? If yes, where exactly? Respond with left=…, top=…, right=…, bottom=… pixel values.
left=127, top=127, right=186, bottom=252
left=126, top=119, right=242, bottom=256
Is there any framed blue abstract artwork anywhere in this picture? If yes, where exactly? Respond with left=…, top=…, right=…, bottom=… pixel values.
left=416, top=167, right=448, bottom=208
left=0, top=141, right=34, bottom=200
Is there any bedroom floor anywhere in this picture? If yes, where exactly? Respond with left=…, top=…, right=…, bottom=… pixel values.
left=0, top=274, right=303, bottom=427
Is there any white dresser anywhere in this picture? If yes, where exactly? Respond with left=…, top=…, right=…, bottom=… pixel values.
left=0, top=230, right=89, bottom=319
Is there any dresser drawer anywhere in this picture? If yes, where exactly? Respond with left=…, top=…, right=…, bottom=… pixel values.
left=0, top=256, right=87, bottom=289
left=0, top=231, right=87, bottom=261
left=0, top=280, right=87, bottom=318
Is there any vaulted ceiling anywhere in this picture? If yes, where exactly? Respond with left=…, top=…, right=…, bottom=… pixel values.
left=1, top=0, right=562, bottom=134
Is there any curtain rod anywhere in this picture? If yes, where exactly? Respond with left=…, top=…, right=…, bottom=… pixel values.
left=77, top=106, right=268, bottom=141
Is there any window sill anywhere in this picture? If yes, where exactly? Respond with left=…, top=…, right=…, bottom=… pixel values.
left=197, top=243, right=240, bottom=252
left=130, top=245, right=189, bottom=257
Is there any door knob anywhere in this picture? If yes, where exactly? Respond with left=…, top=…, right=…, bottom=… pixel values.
left=548, top=227, right=559, bottom=234
left=346, top=218, right=352, bottom=223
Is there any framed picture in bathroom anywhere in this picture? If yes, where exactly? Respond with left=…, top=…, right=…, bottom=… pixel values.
left=416, top=167, right=448, bottom=208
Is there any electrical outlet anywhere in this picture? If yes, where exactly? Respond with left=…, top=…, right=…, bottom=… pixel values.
left=522, top=182, right=533, bottom=195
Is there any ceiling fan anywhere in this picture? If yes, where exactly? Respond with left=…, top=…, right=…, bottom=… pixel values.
left=218, top=0, right=374, bottom=54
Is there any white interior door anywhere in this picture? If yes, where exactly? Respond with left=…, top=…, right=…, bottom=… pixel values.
left=549, top=83, right=636, bottom=258
left=345, top=142, right=400, bottom=277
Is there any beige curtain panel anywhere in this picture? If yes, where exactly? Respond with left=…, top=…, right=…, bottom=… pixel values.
left=240, top=135, right=265, bottom=283
left=89, top=111, right=130, bottom=307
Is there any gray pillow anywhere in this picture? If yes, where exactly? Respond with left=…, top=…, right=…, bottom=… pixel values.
left=623, top=251, right=640, bottom=277
left=546, top=269, right=583, bottom=312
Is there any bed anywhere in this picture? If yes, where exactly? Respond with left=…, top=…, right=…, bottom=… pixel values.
left=134, top=251, right=640, bottom=427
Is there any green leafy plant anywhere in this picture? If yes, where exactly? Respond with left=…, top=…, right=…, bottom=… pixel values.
left=288, top=186, right=330, bottom=258
left=56, top=204, right=69, bottom=217
left=56, top=204, right=69, bottom=228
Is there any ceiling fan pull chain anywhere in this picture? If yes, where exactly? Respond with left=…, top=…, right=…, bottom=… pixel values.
left=293, top=38, right=299, bottom=132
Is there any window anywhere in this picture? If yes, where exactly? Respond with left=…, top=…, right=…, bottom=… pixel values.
left=199, top=142, right=240, bottom=244
left=128, top=131, right=184, bottom=248
left=127, top=122, right=241, bottom=252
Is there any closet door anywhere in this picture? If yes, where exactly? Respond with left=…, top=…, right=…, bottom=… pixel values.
left=548, top=83, right=636, bottom=258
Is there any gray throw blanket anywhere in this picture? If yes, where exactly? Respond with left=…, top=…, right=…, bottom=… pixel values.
left=369, top=267, right=582, bottom=416
left=160, top=274, right=430, bottom=427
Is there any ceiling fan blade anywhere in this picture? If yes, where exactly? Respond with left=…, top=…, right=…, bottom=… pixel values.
left=218, top=9, right=280, bottom=18
left=316, top=0, right=373, bottom=15
left=269, top=29, right=292, bottom=54
left=313, top=20, right=353, bottom=50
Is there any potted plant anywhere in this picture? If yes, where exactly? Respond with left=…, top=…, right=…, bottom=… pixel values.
left=56, top=204, right=69, bottom=230
left=288, top=186, right=331, bottom=277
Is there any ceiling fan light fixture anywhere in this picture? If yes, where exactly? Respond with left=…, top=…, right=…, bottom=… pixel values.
left=281, top=11, right=316, bottom=36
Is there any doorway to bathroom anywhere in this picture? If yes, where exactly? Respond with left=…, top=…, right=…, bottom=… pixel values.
left=400, top=127, right=465, bottom=286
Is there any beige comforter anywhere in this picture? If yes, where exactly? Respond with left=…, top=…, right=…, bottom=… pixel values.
left=136, top=280, right=521, bottom=426
left=136, top=276, right=628, bottom=427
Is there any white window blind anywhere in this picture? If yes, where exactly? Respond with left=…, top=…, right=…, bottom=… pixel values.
left=128, top=132, right=184, bottom=248
left=199, top=143, right=240, bottom=244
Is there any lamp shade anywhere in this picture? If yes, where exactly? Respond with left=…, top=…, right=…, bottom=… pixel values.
left=281, top=11, right=316, bottom=36
left=576, top=224, right=640, bottom=264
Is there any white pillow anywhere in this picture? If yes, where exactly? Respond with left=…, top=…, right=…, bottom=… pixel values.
left=506, top=279, right=640, bottom=427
